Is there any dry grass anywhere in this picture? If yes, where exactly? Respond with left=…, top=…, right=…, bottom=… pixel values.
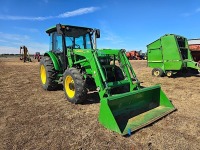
left=0, top=58, right=199, bottom=150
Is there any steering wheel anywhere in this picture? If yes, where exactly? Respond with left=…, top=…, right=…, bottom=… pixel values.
left=66, top=46, right=73, bottom=49
left=67, top=44, right=80, bottom=49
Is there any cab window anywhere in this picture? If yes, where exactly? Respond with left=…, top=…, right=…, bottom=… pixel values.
left=52, top=32, right=63, bottom=53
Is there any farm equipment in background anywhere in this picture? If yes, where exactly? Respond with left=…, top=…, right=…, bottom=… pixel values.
left=39, top=24, right=175, bottom=135
left=34, top=52, right=42, bottom=62
left=126, top=50, right=140, bottom=60
left=126, top=50, right=147, bottom=60
left=126, top=51, right=132, bottom=59
left=189, top=45, right=200, bottom=62
left=19, top=46, right=32, bottom=62
left=147, top=34, right=200, bottom=77
left=188, top=39, right=200, bottom=62
left=138, top=50, right=147, bottom=60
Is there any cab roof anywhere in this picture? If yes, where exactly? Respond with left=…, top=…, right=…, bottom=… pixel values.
left=46, top=24, right=93, bottom=34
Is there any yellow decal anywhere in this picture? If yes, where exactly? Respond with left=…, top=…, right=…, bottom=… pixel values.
left=76, top=50, right=84, bottom=53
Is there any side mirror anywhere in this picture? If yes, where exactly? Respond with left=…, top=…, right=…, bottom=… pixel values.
left=56, top=24, right=64, bottom=35
left=95, top=29, right=100, bottom=38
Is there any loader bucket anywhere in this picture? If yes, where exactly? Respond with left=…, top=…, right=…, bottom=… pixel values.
left=98, top=85, right=175, bottom=135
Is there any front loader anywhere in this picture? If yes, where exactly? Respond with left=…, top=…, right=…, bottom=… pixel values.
left=40, top=24, right=175, bottom=135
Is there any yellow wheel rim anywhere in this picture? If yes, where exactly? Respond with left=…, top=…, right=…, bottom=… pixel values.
left=65, top=75, right=75, bottom=98
left=167, top=72, right=172, bottom=77
left=40, top=65, right=46, bottom=84
left=154, top=71, right=160, bottom=76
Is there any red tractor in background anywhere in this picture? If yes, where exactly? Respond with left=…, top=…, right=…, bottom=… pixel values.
left=126, top=50, right=147, bottom=60
left=188, top=39, right=200, bottom=66
left=189, top=44, right=200, bottom=62
left=34, top=52, right=41, bottom=62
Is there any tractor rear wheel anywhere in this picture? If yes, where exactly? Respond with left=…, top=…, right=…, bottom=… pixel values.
left=152, top=68, right=164, bottom=77
left=63, top=68, right=87, bottom=104
left=40, top=56, right=58, bottom=90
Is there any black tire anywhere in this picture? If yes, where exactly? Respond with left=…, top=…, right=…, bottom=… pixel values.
left=152, top=68, right=164, bottom=77
left=40, top=56, right=58, bottom=90
left=111, top=66, right=130, bottom=94
left=190, top=68, right=199, bottom=74
left=63, top=68, right=87, bottom=104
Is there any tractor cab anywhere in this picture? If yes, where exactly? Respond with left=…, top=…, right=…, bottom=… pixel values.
left=46, top=25, right=99, bottom=51
left=46, top=24, right=100, bottom=69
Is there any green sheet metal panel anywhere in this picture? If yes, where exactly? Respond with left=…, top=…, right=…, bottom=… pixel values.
left=147, top=39, right=163, bottom=68
left=44, top=51, right=62, bottom=71
left=161, top=35, right=183, bottom=71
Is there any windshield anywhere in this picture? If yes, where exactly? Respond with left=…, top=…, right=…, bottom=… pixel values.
left=65, top=33, right=92, bottom=49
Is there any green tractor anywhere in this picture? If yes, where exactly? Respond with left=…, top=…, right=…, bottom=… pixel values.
left=40, top=24, right=175, bottom=135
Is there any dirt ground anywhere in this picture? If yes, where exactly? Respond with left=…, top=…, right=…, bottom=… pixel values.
left=0, top=57, right=199, bottom=150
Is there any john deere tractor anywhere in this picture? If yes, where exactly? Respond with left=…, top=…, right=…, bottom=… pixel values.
left=40, top=24, right=175, bottom=135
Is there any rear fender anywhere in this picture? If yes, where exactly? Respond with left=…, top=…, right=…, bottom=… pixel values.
left=44, top=51, right=62, bottom=71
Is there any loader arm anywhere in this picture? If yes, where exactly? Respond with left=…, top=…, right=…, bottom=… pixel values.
left=72, top=48, right=176, bottom=135
left=73, top=48, right=140, bottom=99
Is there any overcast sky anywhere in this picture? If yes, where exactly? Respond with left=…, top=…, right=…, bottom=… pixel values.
left=0, top=0, right=200, bottom=54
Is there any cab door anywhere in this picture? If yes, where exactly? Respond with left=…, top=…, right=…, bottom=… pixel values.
left=51, top=32, right=65, bottom=68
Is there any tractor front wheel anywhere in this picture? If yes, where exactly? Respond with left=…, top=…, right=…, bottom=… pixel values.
left=63, top=68, right=87, bottom=104
left=152, top=68, right=164, bottom=77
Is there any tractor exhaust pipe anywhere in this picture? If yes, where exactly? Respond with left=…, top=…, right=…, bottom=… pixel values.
left=93, top=29, right=100, bottom=50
